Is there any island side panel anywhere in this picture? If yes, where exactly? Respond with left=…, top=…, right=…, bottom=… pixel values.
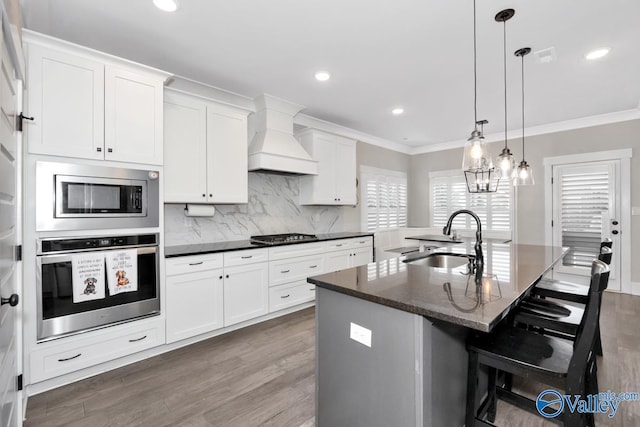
left=423, top=321, right=470, bottom=427
left=316, top=287, right=423, bottom=427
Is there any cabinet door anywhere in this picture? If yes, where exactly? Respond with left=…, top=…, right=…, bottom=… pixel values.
left=105, top=67, right=164, bottom=165
left=351, top=247, right=373, bottom=268
left=206, top=105, right=248, bottom=203
left=164, top=93, right=208, bottom=203
left=223, top=262, right=269, bottom=327
left=312, top=138, right=338, bottom=204
left=324, top=249, right=351, bottom=273
left=334, top=141, right=357, bottom=204
left=166, top=268, right=224, bottom=343
left=27, top=43, right=104, bottom=159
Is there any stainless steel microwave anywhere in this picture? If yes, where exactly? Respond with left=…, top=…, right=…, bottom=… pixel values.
left=36, top=162, right=160, bottom=231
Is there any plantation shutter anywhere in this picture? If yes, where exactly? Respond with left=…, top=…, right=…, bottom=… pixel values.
left=430, top=170, right=512, bottom=232
left=361, top=167, right=408, bottom=232
left=557, top=164, right=610, bottom=267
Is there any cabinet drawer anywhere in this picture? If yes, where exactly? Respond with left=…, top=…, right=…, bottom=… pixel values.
left=325, top=236, right=373, bottom=251
left=223, top=248, right=268, bottom=267
left=269, top=241, right=326, bottom=261
left=30, top=318, right=164, bottom=383
left=166, top=253, right=223, bottom=276
left=269, top=280, right=315, bottom=313
left=269, top=254, right=324, bottom=286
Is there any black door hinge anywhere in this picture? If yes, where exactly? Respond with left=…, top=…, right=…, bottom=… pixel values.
left=15, top=245, right=22, bottom=262
left=17, top=113, right=34, bottom=132
left=551, top=177, right=554, bottom=184
left=17, top=374, right=23, bottom=391
left=551, top=220, right=554, bottom=227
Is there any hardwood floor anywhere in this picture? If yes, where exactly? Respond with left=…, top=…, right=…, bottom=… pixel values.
left=25, top=293, right=640, bottom=426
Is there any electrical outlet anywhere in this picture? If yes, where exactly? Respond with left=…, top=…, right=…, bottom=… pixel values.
left=350, top=322, right=372, bottom=347
left=632, top=207, right=640, bottom=216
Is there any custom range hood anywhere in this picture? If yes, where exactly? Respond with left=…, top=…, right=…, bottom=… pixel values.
left=248, top=94, right=318, bottom=175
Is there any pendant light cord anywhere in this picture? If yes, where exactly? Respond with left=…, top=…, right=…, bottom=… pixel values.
left=473, top=0, right=478, bottom=128
left=503, top=20, right=507, bottom=150
left=521, top=53, right=525, bottom=161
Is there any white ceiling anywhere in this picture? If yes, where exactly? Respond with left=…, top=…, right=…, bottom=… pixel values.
left=21, top=0, right=640, bottom=150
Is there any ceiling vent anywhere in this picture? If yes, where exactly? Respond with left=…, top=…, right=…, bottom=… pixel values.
left=534, top=47, right=557, bottom=64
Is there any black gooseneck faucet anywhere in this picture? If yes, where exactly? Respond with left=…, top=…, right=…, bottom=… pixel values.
left=442, top=209, right=484, bottom=272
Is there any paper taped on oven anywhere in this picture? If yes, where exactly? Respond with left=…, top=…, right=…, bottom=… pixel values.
left=71, top=253, right=106, bottom=303
left=106, top=249, right=138, bottom=295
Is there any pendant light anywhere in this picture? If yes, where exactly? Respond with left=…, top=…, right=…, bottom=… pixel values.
left=462, top=0, right=499, bottom=193
left=514, top=47, right=534, bottom=186
left=495, top=9, right=516, bottom=178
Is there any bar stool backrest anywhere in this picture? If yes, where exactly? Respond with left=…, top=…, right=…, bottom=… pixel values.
left=567, top=260, right=610, bottom=395
left=598, top=246, right=612, bottom=266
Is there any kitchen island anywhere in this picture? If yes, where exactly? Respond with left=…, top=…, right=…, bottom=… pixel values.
left=308, top=241, right=566, bottom=427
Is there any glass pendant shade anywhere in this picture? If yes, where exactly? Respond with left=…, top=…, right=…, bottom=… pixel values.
left=497, top=147, right=516, bottom=178
left=514, top=160, right=534, bottom=186
left=462, top=129, right=493, bottom=171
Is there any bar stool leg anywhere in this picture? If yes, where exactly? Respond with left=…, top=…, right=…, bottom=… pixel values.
left=466, top=351, right=479, bottom=427
left=487, top=367, right=497, bottom=422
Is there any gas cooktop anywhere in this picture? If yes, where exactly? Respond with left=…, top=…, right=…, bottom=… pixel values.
left=250, top=233, right=319, bottom=245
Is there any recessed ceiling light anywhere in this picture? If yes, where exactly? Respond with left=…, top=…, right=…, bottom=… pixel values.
left=585, top=47, right=610, bottom=60
left=391, top=108, right=404, bottom=116
left=314, top=71, right=331, bottom=81
left=153, top=0, right=178, bottom=12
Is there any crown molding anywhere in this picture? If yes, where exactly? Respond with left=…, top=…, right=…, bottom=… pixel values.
left=409, top=108, right=640, bottom=155
left=293, top=113, right=412, bottom=154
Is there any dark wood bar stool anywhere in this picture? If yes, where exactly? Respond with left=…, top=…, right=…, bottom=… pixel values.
left=513, top=246, right=612, bottom=356
left=531, top=239, right=612, bottom=304
left=465, top=259, right=610, bottom=427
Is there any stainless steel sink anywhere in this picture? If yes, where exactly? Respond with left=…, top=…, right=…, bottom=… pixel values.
left=403, top=252, right=472, bottom=269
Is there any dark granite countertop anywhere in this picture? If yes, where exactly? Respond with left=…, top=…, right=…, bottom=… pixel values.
left=308, top=242, right=567, bottom=332
left=165, top=231, right=374, bottom=258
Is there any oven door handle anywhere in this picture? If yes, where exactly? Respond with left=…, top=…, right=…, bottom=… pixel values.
left=37, top=245, right=158, bottom=263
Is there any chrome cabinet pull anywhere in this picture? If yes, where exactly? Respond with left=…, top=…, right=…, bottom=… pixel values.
left=336, top=244, right=343, bottom=247
left=129, top=335, right=147, bottom=343
left=309, top=265, right=318, bottom=268
left=58, top=353, right=82, bottom=362
left=188, top=261, right=204, bottom=266
left=281, top=269, right=290, bottom=273
left=280, top=294, right=290, bottom=299
left=241, top=255, right=253, bottom=259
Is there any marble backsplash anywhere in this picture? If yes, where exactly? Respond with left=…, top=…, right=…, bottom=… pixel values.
left=164, top=173, right=344, bottom=246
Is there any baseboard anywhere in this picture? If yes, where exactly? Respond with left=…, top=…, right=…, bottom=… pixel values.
left=632, top=281, right=640, bottom=296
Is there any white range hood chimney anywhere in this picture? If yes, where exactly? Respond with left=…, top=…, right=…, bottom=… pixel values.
left=248, top=94, right=318, bottom=175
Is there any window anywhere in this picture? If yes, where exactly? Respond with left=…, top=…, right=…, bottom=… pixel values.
left=360, top=166, right=407, bottom=232
left=429, top=170, right=512, bottom=232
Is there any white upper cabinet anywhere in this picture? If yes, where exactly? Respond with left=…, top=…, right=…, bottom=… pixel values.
left=26, top=43, right=105, bottom=160
left=297, top=129, right=357, bottom=205
left=105, top=67, right=164, bottom=165
left=164, top=90, right=249, bottom=204
left=24, top=32, right=170, bottom=165
left=164, top=92, right=208, bottom=202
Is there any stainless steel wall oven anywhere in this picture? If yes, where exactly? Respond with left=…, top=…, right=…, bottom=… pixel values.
left=36, top=234, right=160, bottom=341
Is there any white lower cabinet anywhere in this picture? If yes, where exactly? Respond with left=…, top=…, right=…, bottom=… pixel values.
left=324, top=237, right=374, bottom=271
left=166, top=253, right=224, bottom=343
left=166, top=268, right=224, bottom=344
left=29, top=316, right=164, bottom=383
left=223, top=262, right=269, bottom=327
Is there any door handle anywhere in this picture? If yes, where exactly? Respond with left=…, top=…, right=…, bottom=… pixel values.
left=1, top=294, right=18, bottom=307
